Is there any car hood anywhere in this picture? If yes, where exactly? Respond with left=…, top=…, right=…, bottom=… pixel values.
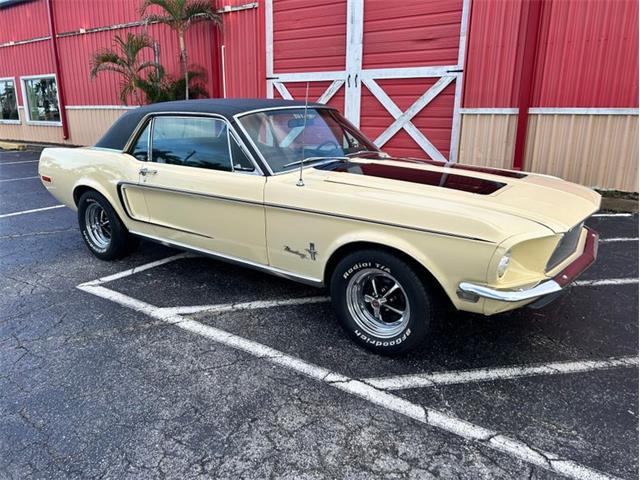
left=313, top=158, right=601, bottom=234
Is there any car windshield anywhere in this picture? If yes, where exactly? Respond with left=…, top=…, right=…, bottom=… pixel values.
left=237, top=108, right=381, bottom=173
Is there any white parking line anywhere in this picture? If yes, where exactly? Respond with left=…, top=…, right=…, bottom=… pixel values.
left=574, top=278, right=638, bottom=287
left=159, top=296, right=330, bottom=315
left=0, top=175, right=39, bottom=183
left=592, top=213, right=634, bottom=218
left=0, top=160, right=39, bottom=165
left=362, top=357, right=639, bottom=390
left=78, top=252, right=191, bottom=287
left=75, top=255, right=631, bottom=480
left=0, top=205, right=64, bottom=219
left=600, top=237, right=638, bottom=243
left=77, top=280, right=622, bottom=480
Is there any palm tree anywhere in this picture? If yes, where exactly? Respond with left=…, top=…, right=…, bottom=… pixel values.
left=90, top=33, right=161, bottom=106
left=140, top=0, right=220, bottom=100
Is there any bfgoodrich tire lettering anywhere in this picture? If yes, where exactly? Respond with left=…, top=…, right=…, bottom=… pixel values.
left=330, top=249, right=436, bottom=355
left=77, top=190, right=137, bottom=261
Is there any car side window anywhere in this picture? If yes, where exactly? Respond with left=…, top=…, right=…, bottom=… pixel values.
left=150, top=116, right=233, bottom=172
left=229, top=134, right=255, bottom=172
left=130, top=123, right=150, bottom=161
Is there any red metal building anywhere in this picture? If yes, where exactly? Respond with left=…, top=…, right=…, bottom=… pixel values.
left=1, top=0, right=638, bottom=191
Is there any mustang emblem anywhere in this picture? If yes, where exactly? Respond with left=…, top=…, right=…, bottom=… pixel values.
left=284, top=243, right=318, bottom=261
left=305, top=243, right=318, bottom=261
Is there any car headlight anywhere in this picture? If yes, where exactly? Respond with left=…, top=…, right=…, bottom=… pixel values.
left=496, top=251, right=512, bottom=278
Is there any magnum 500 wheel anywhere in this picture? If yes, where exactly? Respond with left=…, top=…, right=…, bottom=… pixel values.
left=330, top=249, right=436, bottom=355
left=77, top=190, right=137, bottom=261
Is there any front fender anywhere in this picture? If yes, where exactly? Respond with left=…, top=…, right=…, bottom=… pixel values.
left=323, top=227, right=498, bottom=311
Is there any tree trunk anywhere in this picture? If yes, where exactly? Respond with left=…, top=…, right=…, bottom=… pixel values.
left=179, top=32, right=189, bottom=100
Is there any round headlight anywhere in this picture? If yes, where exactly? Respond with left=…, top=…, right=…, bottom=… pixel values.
left=497, top=251, right=512, bottom=278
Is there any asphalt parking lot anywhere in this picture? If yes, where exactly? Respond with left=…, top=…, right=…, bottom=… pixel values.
left=1, top=147, right=638, bottom=480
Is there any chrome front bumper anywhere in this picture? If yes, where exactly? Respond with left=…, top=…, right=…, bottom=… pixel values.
left=457, top=228, right=599, bottom=303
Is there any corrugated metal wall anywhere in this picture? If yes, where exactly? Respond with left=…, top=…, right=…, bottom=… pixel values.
left=459, top=0, right=638, bottom=191
left=215, top=0, right=263, bottom=98
left=462, top=0, right=524, bottom=108
left=0, top=0, right=219, bottom=107
left=532, top=0, right=638, bottom=107
left=463, top=0, right=639, bottom=109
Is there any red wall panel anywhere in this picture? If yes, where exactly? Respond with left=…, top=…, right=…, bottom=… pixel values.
left=272, top=0, right=346, bottom=73
left=0, top=0, right=219, bottom=106
left=0, top=0, right=49, bottom=44
left=0, top=41, right=54, bottom=106
left=532, top=0, right=638, bottom=108
left=217, top=2, right=263, bottom=98
left=463, top=0, right=639, bottom=108
left=362, top=0, right=462, bottom=69
left=462, top=0, right=524, bottom=108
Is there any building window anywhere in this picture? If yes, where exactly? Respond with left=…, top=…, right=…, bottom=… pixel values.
left=0, top=78, right=19, bottom=123
left=21, top=75, right=61, bottom=124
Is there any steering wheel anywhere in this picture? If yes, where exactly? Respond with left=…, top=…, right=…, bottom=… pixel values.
left=316, top=140, right=341, bottom=152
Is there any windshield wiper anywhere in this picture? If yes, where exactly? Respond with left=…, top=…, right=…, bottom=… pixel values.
left=345, top=149, right=385, bottom=158
left=282, top=156, right=348, bottom=168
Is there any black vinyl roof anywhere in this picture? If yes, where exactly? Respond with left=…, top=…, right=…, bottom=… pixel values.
left=95, top=98, right=328, bottom=151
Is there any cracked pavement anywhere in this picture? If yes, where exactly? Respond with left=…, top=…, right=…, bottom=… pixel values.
left=0, top=148, right=638, bottom=479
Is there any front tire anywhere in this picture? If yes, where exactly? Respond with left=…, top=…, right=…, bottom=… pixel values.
left=77, top=190, right=137, bottom=261
left=330, top=249, right=436, bottom=355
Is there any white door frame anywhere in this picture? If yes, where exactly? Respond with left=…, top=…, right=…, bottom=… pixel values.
left=264, top=0, right=470, bottom=162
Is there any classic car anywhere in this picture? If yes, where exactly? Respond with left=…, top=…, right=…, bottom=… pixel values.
left=39, top=99, right=600, bottom=354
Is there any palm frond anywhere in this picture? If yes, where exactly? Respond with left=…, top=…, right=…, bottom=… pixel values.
left=184, top=0, right=221, bottom=26
left=139, top=0, right=179, bottom=18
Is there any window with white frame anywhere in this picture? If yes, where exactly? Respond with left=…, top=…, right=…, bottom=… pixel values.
left=0, top=78, right=19, bottom=122
left=21, top=75, right=61, bottom=124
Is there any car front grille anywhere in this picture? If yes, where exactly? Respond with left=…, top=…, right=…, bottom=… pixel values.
left=546, top=222, right=583, bottom=272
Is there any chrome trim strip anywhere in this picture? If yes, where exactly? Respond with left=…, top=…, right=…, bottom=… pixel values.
left=119, top=181, right=263, bottom=207
left=118, top=183, right=215, bottom=238
left=128, top=229, right=324, bottom=287
left=457, top=280, right=562, bottom=302
left=263, top=202, right=493, bottom=243
left=118, top=181, right=492, bottom=243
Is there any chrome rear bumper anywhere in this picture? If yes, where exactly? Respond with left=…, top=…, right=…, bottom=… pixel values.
left=457, top=227, right=599, bottom=303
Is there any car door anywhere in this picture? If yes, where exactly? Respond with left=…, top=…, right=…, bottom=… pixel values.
left=137, top=114, right=267, bottom=265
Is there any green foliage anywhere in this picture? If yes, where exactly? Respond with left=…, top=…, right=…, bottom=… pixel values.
left=139, top=0, right=221, bottom=33
left=140, top=0, right=220, bottom=99
left=90, top=33, right=161, bottom=105
left=137, top=65, right=208, bottom=103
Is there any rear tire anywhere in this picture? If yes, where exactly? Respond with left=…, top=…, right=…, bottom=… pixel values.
left=330, top=249, right=437, bottom=355
left=77, top=190, right=137, bottom=261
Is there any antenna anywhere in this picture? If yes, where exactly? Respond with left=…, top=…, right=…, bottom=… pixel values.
left=296, top=81, right=310, bottom=187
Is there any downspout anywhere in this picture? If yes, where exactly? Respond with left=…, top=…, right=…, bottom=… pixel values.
left=211, top=22, right=222, bottom=98
left=512, top=0, right=543, bottom=170
left=46, top=0, right=69, bottom=140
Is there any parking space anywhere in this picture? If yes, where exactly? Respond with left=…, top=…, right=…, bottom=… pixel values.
left=1, top=148, right=637, bottom=479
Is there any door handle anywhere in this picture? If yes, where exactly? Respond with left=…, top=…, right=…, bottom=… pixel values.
left=139, top=167, right=158, bottom=176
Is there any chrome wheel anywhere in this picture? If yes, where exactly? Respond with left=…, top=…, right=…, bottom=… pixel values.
left=346, top=268, right=411, bottom=339
left=84, top=200, right=111, bottom=251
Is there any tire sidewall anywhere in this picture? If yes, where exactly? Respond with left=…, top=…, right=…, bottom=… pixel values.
left=77, top=191, right=128, bottom=260
left=330, top=250, right=431, bottom=355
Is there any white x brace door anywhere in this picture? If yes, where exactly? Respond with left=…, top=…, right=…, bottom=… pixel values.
left=265, top=0, right=470, bottom=161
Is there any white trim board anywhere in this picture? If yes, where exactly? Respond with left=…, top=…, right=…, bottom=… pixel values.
left=65, top=105, right=138, bottom=110
left=460, top=108, right=638, bottom=115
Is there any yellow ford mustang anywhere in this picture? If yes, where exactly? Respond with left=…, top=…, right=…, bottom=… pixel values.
left=39, top=99, right=600, bottom=354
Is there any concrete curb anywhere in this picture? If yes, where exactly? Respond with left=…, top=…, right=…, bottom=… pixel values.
left=600, top=197, right=638, bottom=214
left=0, top=141, right=27, bottom=151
